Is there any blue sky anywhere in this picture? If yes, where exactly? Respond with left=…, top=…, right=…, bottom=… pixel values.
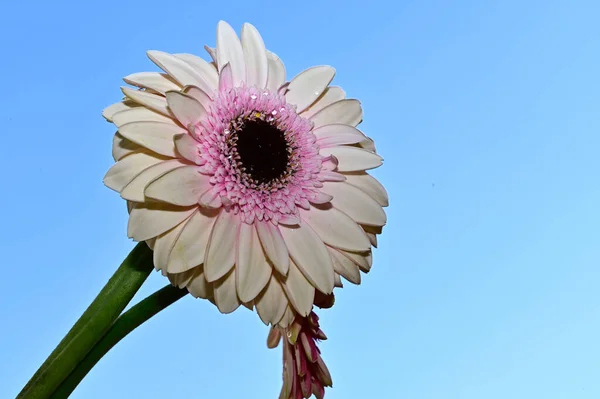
left=1, top=0, right=599, bottom=398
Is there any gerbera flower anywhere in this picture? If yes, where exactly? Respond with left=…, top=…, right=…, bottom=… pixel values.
left=103, top=20, right=387, bottom=397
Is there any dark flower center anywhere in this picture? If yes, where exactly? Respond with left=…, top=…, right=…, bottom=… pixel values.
left=236, top=119, right=290, bottom=184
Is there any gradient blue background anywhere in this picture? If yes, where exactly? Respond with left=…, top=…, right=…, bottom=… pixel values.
left=1, top=0, right=599, bottom=398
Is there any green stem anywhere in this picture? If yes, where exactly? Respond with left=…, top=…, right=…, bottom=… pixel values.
left=50, top=285, right=188, bottom=398
left=17, top=243, right=154, bottom=399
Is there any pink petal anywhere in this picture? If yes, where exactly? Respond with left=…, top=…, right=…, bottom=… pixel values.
left=321, top=181, right=387, bottom=227
left=310, top=99, right=363, bottom=128
left=286, top=66, right=336, bottom=113
left=165, top=91, right=207, bottom=127
left=144, top=165, right=211, bottom=206
left=255, top=275, right=288, bottom=325
left=236, top=223, right=272, bottom=303
left=256, top=220, right=290, bottom=276
left=204, top=210, right=240, bottom=282
left=281, top=261, right=315, bottom=317
left=168, top=208, right=219, bottom=273
left=319, top=146, right=383, bottom=172
left=213, top=269, right=241, bottom=314
left=127, top=203, right=197, bottom=241
left=279, top=224, right=335, bottom=295
left=299, top=206, right=370, bottom=252
left=241, top=23, right=268, bottom=88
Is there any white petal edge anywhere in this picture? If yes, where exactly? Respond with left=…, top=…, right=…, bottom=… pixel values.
left=147, top=50, right=213, bottom=90
left=313, top=124, right=367, bottom=148
left=236, top=223, right=272, bottom=303
left=165, top=91, right=207, bottom=127
left=144, top=165, right=211, bottom=206
left=123, top=72, right=181, bottom=94
left=319, top=146, right=383, bottom=172
left=128, top=203, right=197, bottom=241
left=112, top=133, right=141, bottom=161
left=328, top=247, right=361, bottom=284
left=279, top=224, right=335, bottom=295
left=255, top=220, right=290, bottom=276
left=299, top=206, right=370, bottom=252
left=281, top=260, right=315, bottom=317
left=121, top=87, right=170, bottom=117
left=286, top=66, right=336, bottom=113
left=241, top=23, right=268, bottom=89
left=104, top=151, right=165, bottom=193
left=310, top=99, right=363, bottom=128
left=255, top=275, right=288, bottom=325
left=214, top=270, right=241, bottom=314
left=168, top=208, right=219, bottom=273
left=216, top=21, right=246, bottom=86
left=121, top=159, right=188, bottom=202
left=153, top=218, right=189, bottom=272
left=118, top=121, right=184, bottom=158
left=266, top=51, right=286, bottom=92
left=174, top=53, right=219, bottom=93
left=204, top=210, right=240, bottom=282
left=300, top=86, right=345, bottom=119
left=342, top=172, right=389, bottom=207
left=321, top=181, right=386, bottom=227
left=174, top=133, right=203, bottom=165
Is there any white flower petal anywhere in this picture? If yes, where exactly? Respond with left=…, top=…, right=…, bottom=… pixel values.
left=281, top=260, right=315, bottom=317
left=204, top=45, right=217, bottom=63
left=153, top=218, right=188, bottom=272
left=118, top=121, right=184, bottom=158
left=286, top=66, right=335, bottom=113
left=300, top=86, right=345, bottom=119
left=103, top=101, right=136, bottom=122
left=310, top=99, right=362, bottom=128
left=214, top=270, right=241, bottom=314
left=236, top=223, right=272, bottom=303
left=278, top=306, right=296, bottom=328
left=128, top=203, right=197, bottom=241
left=204, top=210, right=240, bottom=282
left=147, top=50, right=213, bottom=89
left=168, top=267, right=197, bottom=289
left=313, top=124, right=367, bottom=148
left=328, top=247, right=361, bottom=284
left=112, top=107, right=173, bottom=127
left=266, top=51, right=286, bottom=92
left=121, top=159, right=188, bottom=202
left=103, top=151, right=165, bottom=193
left=187, top=268, right=213, bottom=299
left=145, top=165, right=211, bottom=206
left=366, top=232, right=378, bottom=247
left=359, top=137, right=376, bottom=152
left=123, top=72, right=181, bottom=94
left=256, top=220, right=290, bottom=276
left=174, top=53, right=219, bottom=93
left=255, top=275, right=287, bottom=325
left=334, top=273, right=343, bottom=288
left=321, top=181, right=386, bottom=227
left=168, top=208, right=218, bottom=273
left=219, top=62, right=233, bottom=91
left=338, top=248, right=371, bottom=273
left=112, top=133, right=141, bottom=161
left=241, top=23, right=268, bottom=88
left=279, top=224, right=335, bottom=295
left=319, top=146, right=383, bottom=172
left=165, top=91, right=207, bottom=127
left=121, top=87, right=170, bottom=116
left=174, top=133, right=202, bottom=165
left=182, top=85, right=212, bottom=110
left=343, top=172, right=389, bottom=207
left=216, top=20, right=246, bottom=86
left=299, top=206, right=370, bottom=252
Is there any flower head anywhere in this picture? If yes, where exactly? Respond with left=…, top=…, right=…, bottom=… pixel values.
left=103, top=20, right=388, bottom=397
